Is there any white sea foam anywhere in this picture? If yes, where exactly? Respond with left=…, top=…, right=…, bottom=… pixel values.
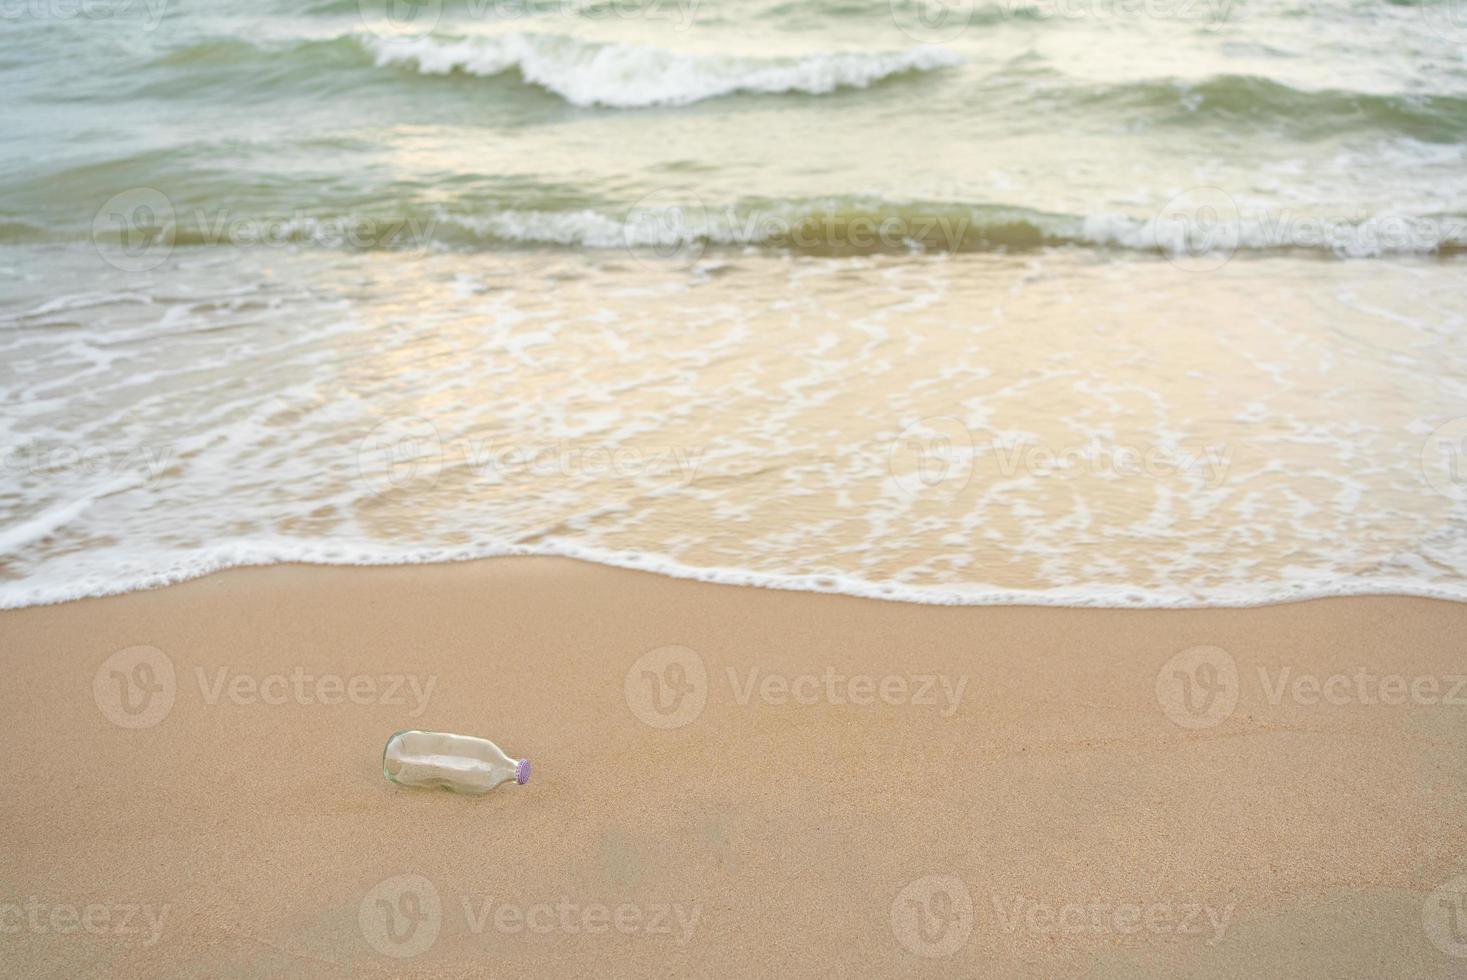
left=7, top=535, right=1467, bottom=611
left=2, top=246, right=1465, bottom=611
left=364, top=32, right=962, bottom=107
left=427, top=201, right=1467, bottom=257
left=0, top=487, right=119, bottom=560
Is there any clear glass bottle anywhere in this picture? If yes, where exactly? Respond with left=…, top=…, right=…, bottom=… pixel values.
left=383, top=729, right=530, bottom=795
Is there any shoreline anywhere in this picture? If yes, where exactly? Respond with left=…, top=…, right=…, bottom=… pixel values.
left=8, top=549, right=1467, bottom=612
left=6, top=247, right=1464, bottom=618
left=3, top=556, right=1465, bottom=977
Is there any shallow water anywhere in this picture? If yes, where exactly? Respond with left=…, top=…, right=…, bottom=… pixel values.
left=5, top=0, right=1467, bottom=256
left=2, top=245, right=1464, bottom=607
left=1, top=0, right=1466, bottom=606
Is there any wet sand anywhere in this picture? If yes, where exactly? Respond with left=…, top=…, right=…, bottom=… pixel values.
left=1, top=557, right=1465, bottom=978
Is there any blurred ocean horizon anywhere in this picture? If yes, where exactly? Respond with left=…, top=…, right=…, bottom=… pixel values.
left=6, top=0, right=1467, bottom=258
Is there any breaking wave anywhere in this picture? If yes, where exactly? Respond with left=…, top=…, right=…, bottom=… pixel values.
left=361, top=32, right=962, bottom=107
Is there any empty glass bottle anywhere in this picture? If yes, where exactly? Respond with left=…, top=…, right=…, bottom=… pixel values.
left=383, top=729, right=530, bottom=795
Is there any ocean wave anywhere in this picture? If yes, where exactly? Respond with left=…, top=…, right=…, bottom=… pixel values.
left=63, top=196, right=1467, bottom=258
left=4, top=243, right=1465, bottom=612
left=6, top=532, right=1467, bottom=611
left=432, top=199, right=1467, bottom=258
left=1080, top=74, right=1467, bottom=142
left=111, top=31, right=1467, bottom=142
left=330, top=0, right=1041, bottom=24
left=362, top=32, right=962, bottom=107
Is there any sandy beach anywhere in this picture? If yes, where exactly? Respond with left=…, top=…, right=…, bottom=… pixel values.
left=6, top=0, right=1467, bottom=975
left=2, top=557, right=1465, bottom=978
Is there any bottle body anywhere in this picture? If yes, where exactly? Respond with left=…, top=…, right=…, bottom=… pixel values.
left=382, top=729, right=530, bottom=795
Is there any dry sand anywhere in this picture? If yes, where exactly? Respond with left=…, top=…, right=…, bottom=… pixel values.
left=2, top=557, right=1465, bottom=978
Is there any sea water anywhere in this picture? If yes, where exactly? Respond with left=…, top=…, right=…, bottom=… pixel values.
left=1, top=0, right=1465, bottom=607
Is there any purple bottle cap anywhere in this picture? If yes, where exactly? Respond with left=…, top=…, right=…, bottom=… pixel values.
left=516, top=759, right=531, bottom=785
